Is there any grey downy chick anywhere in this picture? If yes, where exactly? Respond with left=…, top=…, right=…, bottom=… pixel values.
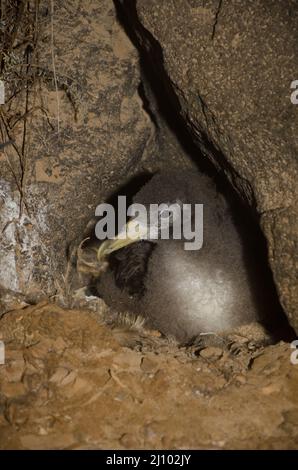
left=96, top=169, right=280, bottom=343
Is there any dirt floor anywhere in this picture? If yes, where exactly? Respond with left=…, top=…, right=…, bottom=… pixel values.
left=0, top=302, right=297, bottom=450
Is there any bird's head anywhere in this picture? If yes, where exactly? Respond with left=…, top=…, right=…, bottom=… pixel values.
left=97, top=199, right=184, bottom=261
left=96, top=169, right=199, bottom=261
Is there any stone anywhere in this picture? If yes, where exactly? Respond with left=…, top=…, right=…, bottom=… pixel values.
left=1, top=382, right=26, bottom=398
left=199, top=347, right=223, bottom=361
left=0, top=0, right=155, bottom=313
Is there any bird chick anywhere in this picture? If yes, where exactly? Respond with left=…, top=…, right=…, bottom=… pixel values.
left=95, top=169, right=280, bottom=343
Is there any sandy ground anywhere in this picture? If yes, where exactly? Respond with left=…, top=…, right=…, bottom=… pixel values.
left=0, top=302, right=297, bottom=450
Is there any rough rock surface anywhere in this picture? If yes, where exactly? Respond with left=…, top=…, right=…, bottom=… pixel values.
left=0, top=302, right=298, bottom=449
left=0, top=0, right=155, bottom=312
left=118, top=0, right=298, bottom=331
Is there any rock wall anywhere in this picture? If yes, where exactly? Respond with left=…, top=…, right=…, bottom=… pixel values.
left=0, top=0, right=155, bottom=312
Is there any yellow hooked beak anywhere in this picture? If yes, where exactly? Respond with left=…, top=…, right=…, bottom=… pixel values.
left=97, top=219, right=148, bottom=262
